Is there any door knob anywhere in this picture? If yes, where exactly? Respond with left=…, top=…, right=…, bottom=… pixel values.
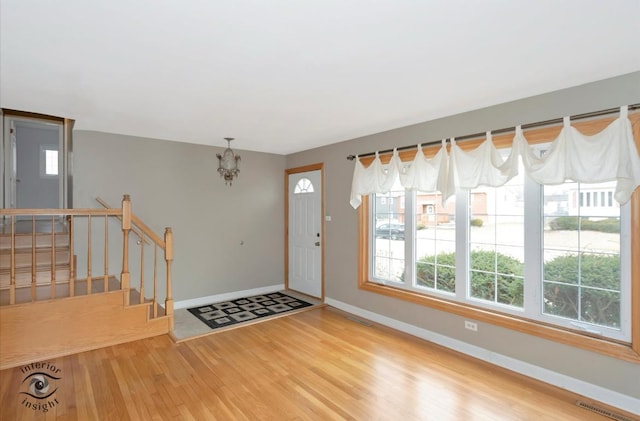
left=315, top=241, right=320, bottom=246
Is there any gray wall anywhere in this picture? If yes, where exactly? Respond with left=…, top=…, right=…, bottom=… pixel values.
left=286, top=72, right=640, bottom=398
left=73, top=131, right=286, bottom=301
left=68, top=72, right=640, bottom=400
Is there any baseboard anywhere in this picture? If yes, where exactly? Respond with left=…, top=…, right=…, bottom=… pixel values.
left=174, top=284, right=285, bottom=310
left=325, top=297, right=640, bottom=416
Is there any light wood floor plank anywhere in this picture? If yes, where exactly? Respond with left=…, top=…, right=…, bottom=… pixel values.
left=0, top=307, right=634, bottom=420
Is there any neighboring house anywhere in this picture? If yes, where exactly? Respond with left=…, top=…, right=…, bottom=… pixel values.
left=571, top=185, right=620, bottom=218
left=376, top=192, right=488, bottom=226
left=416, top=192, right=487, bottom=225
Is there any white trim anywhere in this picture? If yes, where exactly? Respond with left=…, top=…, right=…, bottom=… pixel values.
left=174, top=284, right=284, bottom=310
left=325, top=297, right=640, bottom=416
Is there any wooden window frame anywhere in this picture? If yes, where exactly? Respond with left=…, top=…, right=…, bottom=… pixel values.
left=357, top=112, right=640, bottom=362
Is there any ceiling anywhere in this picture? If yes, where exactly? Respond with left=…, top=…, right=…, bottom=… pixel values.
left=1, top=1, right=639, bottom=155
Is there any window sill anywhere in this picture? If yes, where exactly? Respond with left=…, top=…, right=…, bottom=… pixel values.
left=358, top=279, right=640, bottom=363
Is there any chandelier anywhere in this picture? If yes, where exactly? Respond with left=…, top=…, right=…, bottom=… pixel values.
left=216, top=137, right=241, bottom=186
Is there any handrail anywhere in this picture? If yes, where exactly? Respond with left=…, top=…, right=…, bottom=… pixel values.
left=94, top=197, right=112, bottom=209
left=0, top=195, right=174, bottom=331
left=95, top=197, right=151, bottom=245
left=131, top=214, right=165, bottom=248
left=1, top=208, right=121, bottom=216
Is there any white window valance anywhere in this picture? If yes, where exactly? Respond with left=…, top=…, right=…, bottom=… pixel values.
left=349, top=150, right=400, bottom=208
left=398, top=140, right=450, bottom=196
left=349, top=106, right=640, bottom=209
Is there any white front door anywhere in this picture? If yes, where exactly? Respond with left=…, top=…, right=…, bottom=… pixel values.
left=287, top=169, right=322, bottom=298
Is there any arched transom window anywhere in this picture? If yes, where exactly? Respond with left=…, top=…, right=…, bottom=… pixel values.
left=294, top=177, right=314, bottom=194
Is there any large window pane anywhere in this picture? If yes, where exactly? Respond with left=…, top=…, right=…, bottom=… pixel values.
left=415, top=192, right=455, bottom=293
left=372, top=181, right=406, bottom=283
left=468, top=164, right=525, bottom=308
left=542, top=181, right=622, bottom=329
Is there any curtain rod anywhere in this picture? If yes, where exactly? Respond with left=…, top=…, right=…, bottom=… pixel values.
left=346, top=103, right=640, bottom=161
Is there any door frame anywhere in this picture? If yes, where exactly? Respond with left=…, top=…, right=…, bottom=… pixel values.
left=1, top=109, right=74, bottom=211
left=285, top=163, right=325, bottom=300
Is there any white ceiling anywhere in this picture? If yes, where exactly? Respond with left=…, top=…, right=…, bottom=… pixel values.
left=1, top=1, right=639, bottom=155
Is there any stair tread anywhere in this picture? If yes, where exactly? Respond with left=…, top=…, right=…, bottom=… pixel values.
left=0, top=240, right=70, bottom=250
left=0, top=264, right=70, bottom=274
left=0, top=231, right=68, bottom=236
left=0, top=246, right=70, bottom=253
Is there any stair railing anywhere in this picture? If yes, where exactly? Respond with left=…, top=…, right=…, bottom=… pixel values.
left=95, top=197, right=151, bottom=245
left=95, top=196, right=173, bottom=319
left=0, top=195, right=173, bottom=328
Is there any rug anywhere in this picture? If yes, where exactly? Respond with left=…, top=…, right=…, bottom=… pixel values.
left=187, top=292, right=313, bottom=331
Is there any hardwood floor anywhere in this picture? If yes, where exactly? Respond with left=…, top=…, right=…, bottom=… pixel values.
left=0, top=307, right=632, bottom=420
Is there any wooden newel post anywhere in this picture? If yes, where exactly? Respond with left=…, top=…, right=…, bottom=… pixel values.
left=121, top=195, right=132, bottom=306
left=164, top=227, right=174, bottom=328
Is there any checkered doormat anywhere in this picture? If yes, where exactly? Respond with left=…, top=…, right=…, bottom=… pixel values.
left=187, top=292, right=313, bottom=330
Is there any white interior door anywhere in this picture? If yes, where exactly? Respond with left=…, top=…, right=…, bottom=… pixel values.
left=288, top=169, right=322, bottom=298
left=3, top=117, right=64, bottom=210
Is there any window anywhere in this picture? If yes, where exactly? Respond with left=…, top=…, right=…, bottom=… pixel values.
left=367, top=151, right=630, bottom=342
left=356, top=109, right=640, bottom=361
left=415, top=191, right=456, bottom=294
left=294, top=177, right=314, bottom=194
left=372, top=179, right=405, bottom=282
left=40, top=145, right=59, bottom=178
left=543, top=181, right=627, bottom=336
left=468, top=173, right=525, bottom=308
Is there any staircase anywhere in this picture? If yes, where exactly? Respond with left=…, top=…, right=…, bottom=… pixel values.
left=0, top=219, right=71, bottom=305
left=0, top=196, right=174, bottom=369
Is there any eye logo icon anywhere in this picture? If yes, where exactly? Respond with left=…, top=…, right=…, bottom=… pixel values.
left=21, top=372, right=59, bottom=399
left=18, top=362, right=62, bottom=413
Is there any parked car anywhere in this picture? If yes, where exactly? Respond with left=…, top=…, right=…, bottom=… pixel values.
left=376, top=223, right=405, bottom=240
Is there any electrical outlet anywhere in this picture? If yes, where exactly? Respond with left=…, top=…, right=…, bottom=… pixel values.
left=464, top=320, right=478, bottom=331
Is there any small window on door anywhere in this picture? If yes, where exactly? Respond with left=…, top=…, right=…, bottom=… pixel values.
left=294, top=177, right=314, bottom=194
left=40, top=145, right=59, bottom=178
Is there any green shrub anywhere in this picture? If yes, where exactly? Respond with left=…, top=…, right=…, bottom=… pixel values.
left=548, top=216, right=579, bottom=231
left=582, top=218, right=620, bottom=233
left=549, top=216, right=619, bottom=233
left=413, top=251, right=620, bottom=327
left=415, top=250, right=523, bottom=303
left=416, top=252, right=456, bottom=292
left=416, top=223, right=427, bottom=230
left=470, top=218, right=484, bottom=227
left=468, top=250, right=524, bottom=306
left=543, top=253, right=620, bottom=327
